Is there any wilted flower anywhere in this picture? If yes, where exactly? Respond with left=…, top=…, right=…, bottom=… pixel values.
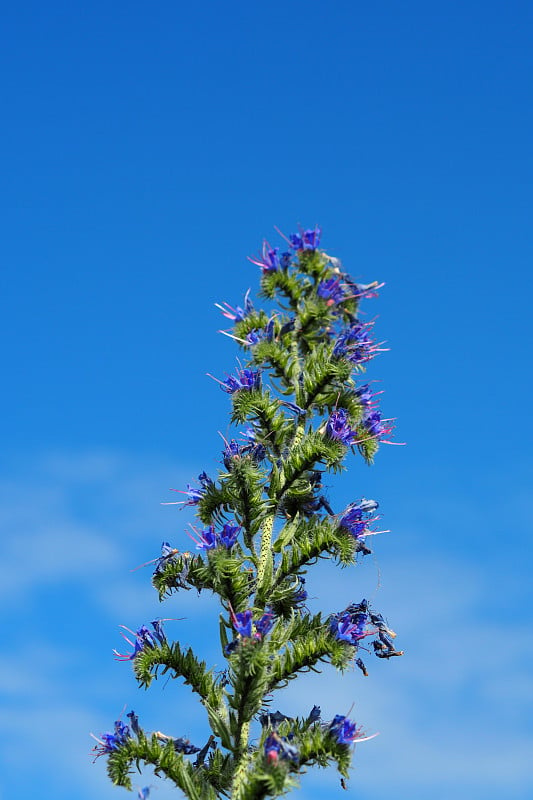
left=126, top=710, right=140, bottom=736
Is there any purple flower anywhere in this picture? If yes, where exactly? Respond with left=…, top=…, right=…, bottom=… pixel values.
left=339, top=499, right=379, bottom=540
left=223, top=439, right=242, bottom=469
left=245, top=329, right=263, bottom=345
left=264, top=733, right=299, bottom=764
left=354, top=383, right=376, bottom=410
left=330, top=612, right=368, bottom=646
left=91, top=718, right=131, bottom=759
left=195, top=525, right=218, bottom=551
left=361, top=409, right=395, bottom=442
left=264, top=733, right=281, bottom=764
left=328, top=715, right=365, bottom=745
left=329, top=600, right=370, bottom=646
left=333, top=320, right=383, bottom=364
left=317, top=278, right=345, bottom=305
left=326, top=408, right=358, bottom=446
left=153, top=541, right=179, bottom=573
left=218, top=523, right=240, bottom=548
left=248, top=241, right=281, bottom=273
left=220, top=368, right=261, bottom=394
left=113, top=622, right=162, bottom=661
left=255, top=610, right=274, bottom=636
left=232, top=609, right=253, bottom=638
left=240, top=426, right=267, bottom=463
left=162, top=472, right=213, bottom=508
left=289, top=226, right=321, bottom=251
left=215, top=289, right=254, bottom=321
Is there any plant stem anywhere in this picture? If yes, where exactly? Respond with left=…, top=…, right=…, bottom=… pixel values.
left=256, top=514, right=275, bottom=591
left=231, top=720, right=251, bottom=800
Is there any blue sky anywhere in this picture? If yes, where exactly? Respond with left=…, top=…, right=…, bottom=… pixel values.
left=1, top=2, right=532, bottom=799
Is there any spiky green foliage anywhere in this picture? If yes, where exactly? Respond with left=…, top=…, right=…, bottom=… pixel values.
left=93, top=229, right=401, bottom=799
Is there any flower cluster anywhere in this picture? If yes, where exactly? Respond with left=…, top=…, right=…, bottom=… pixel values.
left=190, top=523, right=240, bottom=551
left=289, top=225, right=321, bottom=251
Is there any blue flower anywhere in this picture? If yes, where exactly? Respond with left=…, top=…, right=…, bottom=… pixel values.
left=361, top=408, right=395, bottom=442
left=328, top=715, right=364, bottom=745
left=91, top=718, right=131, bottom=758
left=333, top=320, right=382, bottom=364
left=215, top=289, right=254, bottom=321
left=218, top=523, right=240, bottom=548
left=113, top=621, right=164, bottom=661
left=233, top=610, right=253, bottom=637
left=220, top=368, right=261, bottom=393
left=195, top=526, right=218, bottom=551
left=354, top=383, right=375, bottom=410
left=317, top=278, right=345, bottom=305
left=155, top=732, right=201, bottom=754
left=339, top=499, right=379, bottom=541
left=223, top=439, right=242, bottom=469
left=264, top=732, right=299, bottom=764
left=153, top=541, right=179, bottom=574
left=326, top=408, right=358, bottom=446
left=255, top=609, right=274, bottom=636
left=162, top=473, right=213, bottom=508
left=248, top=241, right=281, bottom=273
left=289, top=226, right=321, bottom=251
left=264, top=733, right=281, bottom=764
left=329, top=601, right=370, bottom=646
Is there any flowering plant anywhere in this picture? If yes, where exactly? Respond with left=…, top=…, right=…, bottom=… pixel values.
left=92, top=227, right=402, bottom=799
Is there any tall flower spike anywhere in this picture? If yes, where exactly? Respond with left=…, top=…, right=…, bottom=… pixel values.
left=94, top=226, right=402, bottom=798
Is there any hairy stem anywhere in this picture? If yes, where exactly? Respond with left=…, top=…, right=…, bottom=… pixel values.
left=231, top=720, right=251, bottom=800
left=256, top=514, right=275, bottom=591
